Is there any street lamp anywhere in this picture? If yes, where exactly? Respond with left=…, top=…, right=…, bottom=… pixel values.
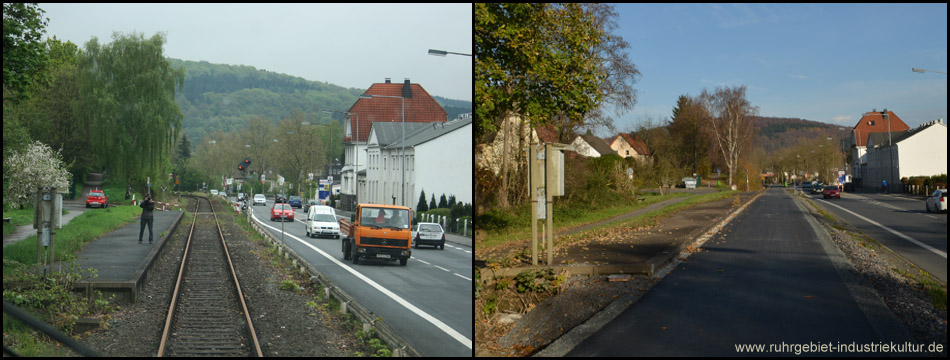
left=324, top=110, right=359, bottom=209
left=912, top=67, right=948, bottom=75
left=359, top=93, right=406, bottom=208
left=427, top=48, right=472, bottom=57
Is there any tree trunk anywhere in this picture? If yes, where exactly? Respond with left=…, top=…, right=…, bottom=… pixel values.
left=499, top=113, right=510, bottom=209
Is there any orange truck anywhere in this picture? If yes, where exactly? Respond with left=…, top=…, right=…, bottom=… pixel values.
left=340, top=204, right=412, bottom=266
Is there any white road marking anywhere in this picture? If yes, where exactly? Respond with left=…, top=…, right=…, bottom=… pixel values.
left=250, top=212, right=472, bottom=349
left=818, top=200, right=947, bottom=259
left=434, top=265, right=450, bottom=272
left=454, top=273, right=471, bottom=281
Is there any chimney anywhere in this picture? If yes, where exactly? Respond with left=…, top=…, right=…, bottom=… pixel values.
left=402, top=78, right=412, bottom=98
left=385, top=78, right=391, bottom=84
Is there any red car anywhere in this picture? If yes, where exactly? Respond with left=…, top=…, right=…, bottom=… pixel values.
left=86, top=190, right=108, bottom=208
left=271, top=203, right=295, bottom=222
left=822, top=185, right=840, bottom=199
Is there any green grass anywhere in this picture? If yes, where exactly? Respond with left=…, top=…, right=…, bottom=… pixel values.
left=555, top=190, right=739, bottom=246
left=3, top=205, right=141, bottom=271
left=478, top=192, right=690, bottom=250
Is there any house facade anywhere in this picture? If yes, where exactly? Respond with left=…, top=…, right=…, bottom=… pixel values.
left=849, top=109, right=910, bottom=187
left=570, top=134, right=615, bottom=158
left=865, top=119, right=947, bottom=192
left=365, top=115, right=472, bottom=211
left=608, top=133, right=651, bottom=163
left=339, top=78, right=447, bottom=211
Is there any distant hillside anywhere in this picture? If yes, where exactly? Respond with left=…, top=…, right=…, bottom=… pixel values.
left=751, top=116, right=851, bottom=154
left=167, top=58, right=472, bottom=145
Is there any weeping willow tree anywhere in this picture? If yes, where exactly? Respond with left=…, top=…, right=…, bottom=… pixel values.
left=77, top=31, right=185, bottom=186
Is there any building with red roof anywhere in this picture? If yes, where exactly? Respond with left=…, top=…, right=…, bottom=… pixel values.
left=339, top=78, right=447, bottom=211
left=849, top=109, right=910, bottom=186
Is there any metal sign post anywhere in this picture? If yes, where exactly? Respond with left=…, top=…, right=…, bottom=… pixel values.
left=528, top=141, right=571, bottom=266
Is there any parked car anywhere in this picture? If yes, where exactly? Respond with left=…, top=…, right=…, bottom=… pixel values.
left=305, top=205, right=339, bottom=239
left=85, top=189, right=108, bottom=208
left=925, top=189, right=947, bottom=213
left=253, top=194, right=267, bottom=206
left=271, top=203, right=295, bottom=221
left=210, top=189, right=219, bottom=196
left=411, top=222, right=446, bottom=249
left=802, top=183, right=812, bottom=192
left=289, top=195, right=303, bottom=208
left=304, top=199, right=321, bottom=213
left=822, top=185, right=840, bottom=199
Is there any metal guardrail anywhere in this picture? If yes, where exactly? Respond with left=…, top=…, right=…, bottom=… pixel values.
left=245, top=210, right=422, bottom=357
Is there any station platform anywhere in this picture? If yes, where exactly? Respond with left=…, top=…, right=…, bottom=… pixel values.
left=55, top=210, right=184, bottom=302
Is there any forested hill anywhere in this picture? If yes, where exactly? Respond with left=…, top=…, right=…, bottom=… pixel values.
left=752, top=116, right=851, bottom=154
left=167, top=58, right=472, bottom=145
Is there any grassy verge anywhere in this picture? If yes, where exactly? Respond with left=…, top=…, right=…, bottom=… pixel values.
left=2, top=207, right=69, bottom=236
left=478, top=192, right=690, bottom=250
left=555, top=190, right=739, bottom=247
left=3, top=205, right=141, bottom=271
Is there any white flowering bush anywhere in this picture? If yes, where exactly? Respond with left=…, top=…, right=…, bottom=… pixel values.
left=4, top=141, right=72, bottom=209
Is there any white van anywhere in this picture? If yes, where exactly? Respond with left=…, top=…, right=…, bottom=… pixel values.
left=306, top=205, right=340, bottom=239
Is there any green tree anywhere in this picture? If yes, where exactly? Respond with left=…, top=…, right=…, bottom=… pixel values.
left=429, top=194, right=437, bottom=211
left=3, top=2, right=49, bottom=104
left=77, top=32, right=185, bottom=187
left=668, top=95, right=710, bottom=176
left=438, top=194, right=448, bottom=209
left=475, top=3, right=638, bottom=209
left=177, top=133, right=192, bottom=160
left=417, top=189, right=428, bottom=213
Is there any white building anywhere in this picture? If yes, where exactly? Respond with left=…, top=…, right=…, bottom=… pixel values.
left=865, top=119, right=947, bottom=192
left=570, top=134, right=615, bottom=158
left=365, top=115, right=472, bottom=212
left=338, top=78, right=448, bottom=211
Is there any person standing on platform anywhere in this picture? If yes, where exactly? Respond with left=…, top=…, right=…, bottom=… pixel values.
left=139, top=194, right=155, bottom=244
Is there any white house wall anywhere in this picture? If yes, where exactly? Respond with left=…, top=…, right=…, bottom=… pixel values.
left=414, top=123, right=473, bottom=206
left=570, top=137, right=600, bottom=157
left=896, top=124, right=947, bottom=178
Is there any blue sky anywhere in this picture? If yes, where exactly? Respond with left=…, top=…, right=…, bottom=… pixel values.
left=604, top=3, right=947, bottom=135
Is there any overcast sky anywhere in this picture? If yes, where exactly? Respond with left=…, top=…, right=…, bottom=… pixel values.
left=39, top=3, right=473, bottom=102
left=607, top=3, right=947, bottom=134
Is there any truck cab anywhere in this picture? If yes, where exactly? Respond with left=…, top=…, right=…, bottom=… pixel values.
left=340, top=204, right=412, bottom=266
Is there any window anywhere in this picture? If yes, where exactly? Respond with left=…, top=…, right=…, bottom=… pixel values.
left=625, top=150, right=630, bottom=156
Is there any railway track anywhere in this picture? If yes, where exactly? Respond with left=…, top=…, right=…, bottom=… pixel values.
left=158, top=196, right=262, bottom=357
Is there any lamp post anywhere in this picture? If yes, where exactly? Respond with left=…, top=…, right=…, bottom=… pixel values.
left=427, top=48, right=472, bottom=57
left=912, top=67, right=948, bottom=75
left=882, top=110, right=894, bottom=193
left=325, top=110, right=359, bottom=209
left=359, top=93, right=406, bottom=208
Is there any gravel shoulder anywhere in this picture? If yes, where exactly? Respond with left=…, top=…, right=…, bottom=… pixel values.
left=798, top=193, right=947, bottom=356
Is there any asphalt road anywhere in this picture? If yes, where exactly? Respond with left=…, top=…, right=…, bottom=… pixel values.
left=243, top=198, right=473, bottom=357
left=568, top=186, right=911, bottom=356
left=800, top=188, right=947, bottom=283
